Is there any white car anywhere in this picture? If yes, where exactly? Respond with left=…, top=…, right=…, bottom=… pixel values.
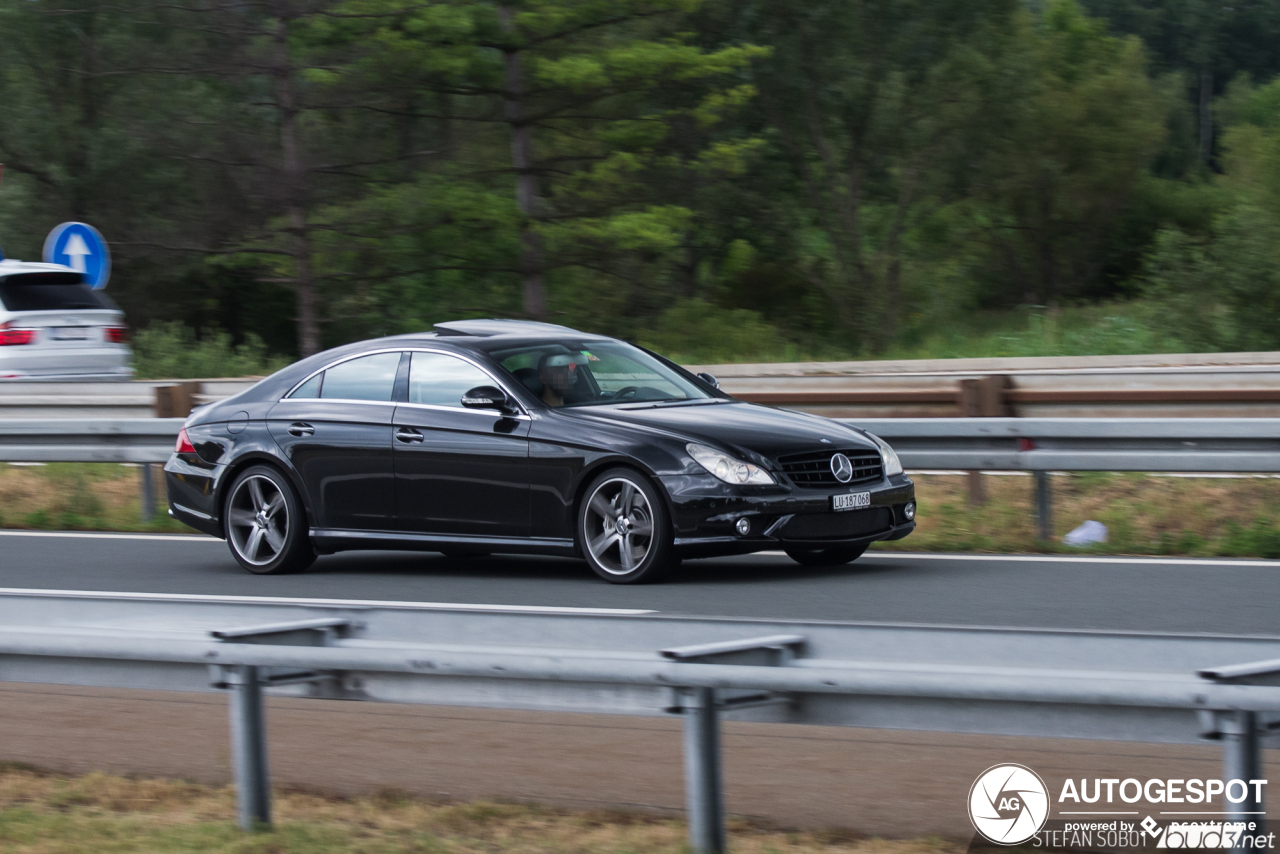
left=0, top=259, right=132, bottom=380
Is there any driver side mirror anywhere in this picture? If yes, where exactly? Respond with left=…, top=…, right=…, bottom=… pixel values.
left=461, top=385, right=517, bottom=415
left=696, top=372, right=720, bottom=390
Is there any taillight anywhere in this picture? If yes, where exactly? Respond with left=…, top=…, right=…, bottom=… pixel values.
left=0, top=323, right=37, bottom=346
left=105, top=326, right=129, bottom=344
left=175, top=428, right=196, bottom=454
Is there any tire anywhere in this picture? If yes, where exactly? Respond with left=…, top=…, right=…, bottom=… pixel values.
left=223, top=464, right=315, bottom=575
left=784, top=543, right=869, bottom=567
left=578, top=467, right=677, bottom=584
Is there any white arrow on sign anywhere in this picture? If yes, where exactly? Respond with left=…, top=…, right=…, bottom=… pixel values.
left=62, top=232, right=91, bottom=274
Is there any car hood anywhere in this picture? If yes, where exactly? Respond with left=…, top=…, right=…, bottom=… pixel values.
left=567, top=401, right=876, bottom=462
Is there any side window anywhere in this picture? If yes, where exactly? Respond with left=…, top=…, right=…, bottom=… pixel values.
left=319, top=352, right=401, bottom=401
left=290, top=373, right=322, bottom=399
left=409, top=352, right=495, bottom=408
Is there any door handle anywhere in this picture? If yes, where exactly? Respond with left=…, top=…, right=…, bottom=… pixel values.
left=395, top=427, right=424, bottom=444
left=287, top=422, right=314, bottom=437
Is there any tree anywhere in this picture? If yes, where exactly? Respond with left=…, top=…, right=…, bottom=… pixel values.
left=1143, top=76, right=1280, bottom=351
left=1078, top=0, right=1280, bottom=167
left=970, top=1, right=1167, bottom=307
left=714, top=0, right=1019, bottom=350
left=355, top=0, right=765, bottom=321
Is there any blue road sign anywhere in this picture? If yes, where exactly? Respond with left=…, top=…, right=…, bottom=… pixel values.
left=43, top=222, right=111, bottom=289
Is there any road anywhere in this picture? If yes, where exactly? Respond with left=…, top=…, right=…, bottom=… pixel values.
left=1, top=530, right=1276, bottom=834
left=3, top=530, right=1276, bottom=634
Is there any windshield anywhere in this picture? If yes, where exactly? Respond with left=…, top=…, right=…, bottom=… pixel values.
left=492, top=340, right=712, bottom=408
left=0, top=273, right=117, bottom=312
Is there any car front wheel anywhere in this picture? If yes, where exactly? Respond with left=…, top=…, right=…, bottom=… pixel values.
left=578, top=468, right=677, bottom=584
left=224, top=465, right=315, bottom=575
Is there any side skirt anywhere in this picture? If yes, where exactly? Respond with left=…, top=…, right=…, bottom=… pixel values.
left=309, top=528, right=579, bottom=558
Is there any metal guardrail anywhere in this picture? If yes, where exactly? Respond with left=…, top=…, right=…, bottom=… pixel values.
left=691, top=351, right=1280, bottom=418
left=0, top=589, right=1277, bottom=850
left=3, top=416, right=1279, bottom=533
left=6, top=351, right=1280, bottom=419
left=854, top=418, right=1280, bottom=472
left=0, top=379, right=257, bottom=419
left=0, top=418, right=183, bottom=463
left=4, top=417, right=1278, bottom=471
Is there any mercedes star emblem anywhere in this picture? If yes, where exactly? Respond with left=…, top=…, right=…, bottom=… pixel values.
left=830, top=453, right=854, bottom=483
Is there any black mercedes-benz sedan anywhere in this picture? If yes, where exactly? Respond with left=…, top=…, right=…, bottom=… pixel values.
left=165, top=319, right=915, bottom=583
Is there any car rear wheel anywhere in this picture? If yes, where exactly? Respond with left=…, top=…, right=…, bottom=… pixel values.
left=784, top=543, right=869, bottom=567
left=224, top=465, right=315, bottom=575
left=578, top=468, right=676, bottom=584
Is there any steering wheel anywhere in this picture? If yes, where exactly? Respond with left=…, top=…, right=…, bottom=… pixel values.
left=609, top=387, right=640, bottom=400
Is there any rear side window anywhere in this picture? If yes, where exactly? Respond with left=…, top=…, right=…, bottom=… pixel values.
left=289, top=373, right=322, bottom=399
left=318, top=352, right=401, bottom=401
left=0, top=273, right=116, bottom=311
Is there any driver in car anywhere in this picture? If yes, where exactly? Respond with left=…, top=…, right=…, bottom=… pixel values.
left=537, top=353, right=588, bottom=407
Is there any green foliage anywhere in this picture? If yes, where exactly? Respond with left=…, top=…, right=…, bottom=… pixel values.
left=132, top=323, right=290, bottom=379
left=884, top=301, right=1173, bottom=360
left=1141, top=77, right=1280, bottom=351
left=0, top=0, right=1273, bottom=363
left=967, top=1, right=1169, bottom=306
left=636, top=299, right=788, bottom=363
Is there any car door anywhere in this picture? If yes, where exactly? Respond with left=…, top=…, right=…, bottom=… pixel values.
left=393, top=350, right=531, bottom=537
left=267, top=350, right=404, bottom=531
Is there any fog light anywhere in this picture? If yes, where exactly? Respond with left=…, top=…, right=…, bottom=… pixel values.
left=735, top=517, right=751, bottom=536
left=904, top=502, right=916, bottom=521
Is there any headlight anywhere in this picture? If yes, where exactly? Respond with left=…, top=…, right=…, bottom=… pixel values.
left=866, top=432, right=904, bottom=477
left=687, top=443, right=775, bottom=485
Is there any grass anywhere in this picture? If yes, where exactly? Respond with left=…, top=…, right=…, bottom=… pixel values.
left=878, top=301, right=1177, bottom=362
left=874, top=471, right=1280, bottom=557
left=660, top=300, right=1189, bottom=366
left=0, top=764, right=962, bottom=853
left=0, top=463, right=196, bottom=534
left=5, top=463, right=1280, bottom=558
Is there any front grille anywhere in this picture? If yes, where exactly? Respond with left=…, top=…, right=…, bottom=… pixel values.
left=781, top=507, right=891, bottom=540
left=777, top=449, right=882, bottom=487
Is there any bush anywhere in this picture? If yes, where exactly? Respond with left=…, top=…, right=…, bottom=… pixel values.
left=636, top=299, right=792, bottom=364
left=131, top=322, right=291, bottom=379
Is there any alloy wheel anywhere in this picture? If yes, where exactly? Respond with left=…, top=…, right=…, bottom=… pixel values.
left=583, top=477, right=655, bottom=575
left=227, top=474, right=289, bottom=566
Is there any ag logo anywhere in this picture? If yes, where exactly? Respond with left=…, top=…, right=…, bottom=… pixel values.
left=830, top=453, right=853, bottom=483
left=968, top=764, right=1050, bottom=845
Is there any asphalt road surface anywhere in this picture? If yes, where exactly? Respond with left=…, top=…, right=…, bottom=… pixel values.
left=2, top=530, right=1275, bottom=634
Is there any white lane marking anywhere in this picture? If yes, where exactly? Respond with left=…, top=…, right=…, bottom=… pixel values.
left=0, top=587, right=656, bottom=616
left=0, top=531, right=218, bottom=542
left=857, top=552, right=1280, bottom=568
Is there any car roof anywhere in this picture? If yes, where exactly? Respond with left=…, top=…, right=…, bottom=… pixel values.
left=433, top=318, right=584, bottom=337
left=0, top=259, right=84, bottom=278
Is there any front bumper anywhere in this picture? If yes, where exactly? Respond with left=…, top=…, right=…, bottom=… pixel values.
left=659, top=472, right=916, bottom=558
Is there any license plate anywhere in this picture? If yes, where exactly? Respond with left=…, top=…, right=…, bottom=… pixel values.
left=832, top=491, right=871, bottom=512
left=50, top=327, right=90, bottom=341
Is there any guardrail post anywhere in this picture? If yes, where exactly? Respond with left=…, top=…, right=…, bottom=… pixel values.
left=959, top=376, right=1012, bottom=506
left=154, top=381, right=202, bottom=418
left=139, top=463, right=155, bottom=523
left=227, top=664, right=271, bottom=831
left=1034, top=471, right=1052, bottom=541
left=682, top=687, right=725, bottom=854
left=1222, top=710, right=1263, bottom=851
